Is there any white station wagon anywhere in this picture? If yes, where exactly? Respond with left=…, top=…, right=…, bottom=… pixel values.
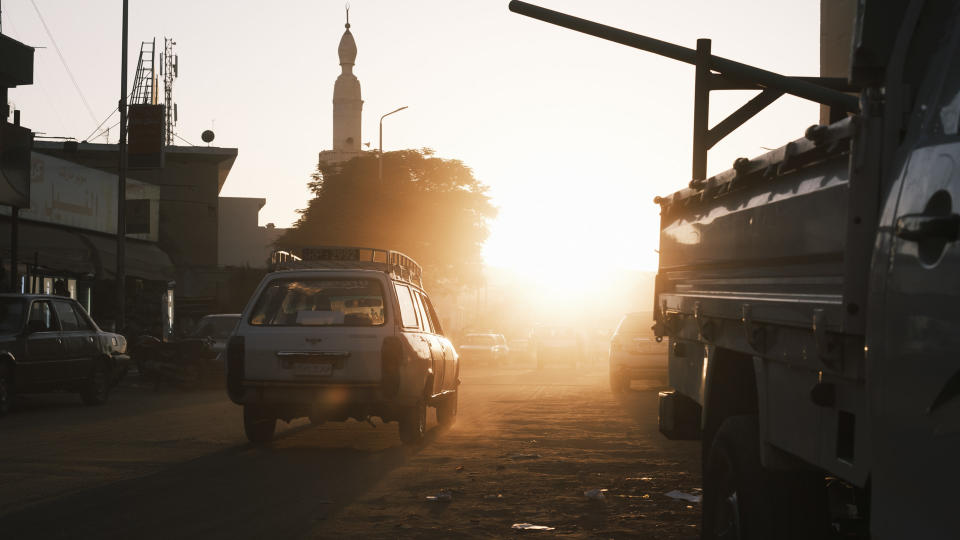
left=226, top=247, right=459, bottom=445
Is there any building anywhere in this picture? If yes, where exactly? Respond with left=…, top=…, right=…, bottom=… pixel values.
left=317, top=11, right=365, bottom=165
left=218, top=197, right=286, bottom=268
left=26, top=140, right=238, bottom=329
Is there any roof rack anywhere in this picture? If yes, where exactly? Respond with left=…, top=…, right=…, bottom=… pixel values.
left=270, top=246, right=423, bottom=288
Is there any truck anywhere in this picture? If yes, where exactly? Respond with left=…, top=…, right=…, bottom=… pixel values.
left=509, top=1, right=959, bottom=538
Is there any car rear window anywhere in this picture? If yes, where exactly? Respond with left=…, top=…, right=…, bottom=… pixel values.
left=617, top=314, right=649, bottom=334
left=249, top=278, right=386, bottom=327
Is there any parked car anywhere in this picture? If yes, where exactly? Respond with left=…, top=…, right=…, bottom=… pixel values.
left=458, top=333, right=509, bottom=366
left=226, top=247, right=459, bottom=445
left=530, top=326, right=583, bottom=369
left=0, top=294, right=129, bottom=415
left=194, top=313, right=241, bottom=364
left=608, top=312, right=667, bottom=392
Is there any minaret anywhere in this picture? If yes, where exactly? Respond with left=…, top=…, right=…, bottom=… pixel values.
left=331, top=7, right=362, bottom=160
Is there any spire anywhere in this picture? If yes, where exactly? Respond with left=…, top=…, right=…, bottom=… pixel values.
left=338, top=4, right=357, bottom=71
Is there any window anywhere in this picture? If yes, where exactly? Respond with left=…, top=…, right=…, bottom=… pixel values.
left=412, top=292, right=433, bottom=333
left=27, top=301, right=56, bottom=332
left=421, top=295, right=444, bottom=335
left=53, top=301, right=81, bottom=331
left=249, top=278, right=386, bottom=327
left=0, top=298, right=26, bottom=334
left=394, top=283, right=419, bottom=328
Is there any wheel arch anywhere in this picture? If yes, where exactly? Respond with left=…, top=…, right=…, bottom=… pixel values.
left=702, top=347, right=760, bottom=455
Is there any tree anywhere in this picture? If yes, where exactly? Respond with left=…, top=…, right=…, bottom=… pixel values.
left=279, top=149, right=496, bottom=294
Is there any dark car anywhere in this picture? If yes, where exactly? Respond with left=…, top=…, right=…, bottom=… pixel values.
left=0, top=294, right=129, bottom=416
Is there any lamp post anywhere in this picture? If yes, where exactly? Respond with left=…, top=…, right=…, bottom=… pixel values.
left=378, top=106, right=407, bottom=183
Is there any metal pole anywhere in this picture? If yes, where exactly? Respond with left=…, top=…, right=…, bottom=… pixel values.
left=10, top=207, right=17, bottom=291
left=508, top=0, right=859, bottom=112
left=117, top=0, right=128, bottom=330
left=378, top=106, right=408, bottom=183
left=692, top=39, right=710, bottom=181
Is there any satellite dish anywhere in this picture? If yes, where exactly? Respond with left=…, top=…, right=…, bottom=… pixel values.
left=201, top=130, right=215, bottom=143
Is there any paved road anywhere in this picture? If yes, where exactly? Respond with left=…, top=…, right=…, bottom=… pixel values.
left=0, top=360, right=700, bottom=539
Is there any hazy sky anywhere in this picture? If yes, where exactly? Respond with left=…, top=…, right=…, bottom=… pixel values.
left=3, top=0, right=820, bottom=273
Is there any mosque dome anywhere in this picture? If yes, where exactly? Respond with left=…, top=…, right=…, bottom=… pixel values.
left=338, top=26, right=357, bottom=67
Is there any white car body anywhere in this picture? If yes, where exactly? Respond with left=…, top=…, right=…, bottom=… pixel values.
left=226, top=255, right=459, bottom=444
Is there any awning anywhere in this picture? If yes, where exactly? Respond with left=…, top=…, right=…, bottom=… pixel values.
left=0, top=218, right=175, bottom=282
left=0, top=219, right=96, bottom=277
left=79, top=233, right=175, bottom=282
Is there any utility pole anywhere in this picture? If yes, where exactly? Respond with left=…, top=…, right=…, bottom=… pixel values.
left=117, top=0, right=128, bottom=330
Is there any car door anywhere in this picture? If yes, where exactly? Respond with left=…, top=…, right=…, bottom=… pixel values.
left=422, top=294, right=457, bottom=390
left=871, top=15, right=960, bottom=537
left=53, top=299, right=99, bottom=380
left=23, top=299, right=65, bottom=384
left=411, top=290, right=444, bottom=394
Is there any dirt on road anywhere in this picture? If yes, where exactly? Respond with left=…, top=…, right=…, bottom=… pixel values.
left=0, top=360, right=700, bottom=539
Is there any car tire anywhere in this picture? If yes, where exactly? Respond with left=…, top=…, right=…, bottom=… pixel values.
left=0, top=363, right=12, bottom=417
left=436, top=391, right=458, bottom=428
left=399, top=399, right=427, bottom=445
left=80, top=360, right=110, bottom=406
left=703, top=415, right=827, bottom=540
left=243, top=404, right=277, bottom=443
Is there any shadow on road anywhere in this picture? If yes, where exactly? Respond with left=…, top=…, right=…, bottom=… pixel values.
left=0, top=422, right=438, bottom=540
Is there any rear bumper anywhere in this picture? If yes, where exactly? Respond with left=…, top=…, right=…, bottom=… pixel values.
left=235, top=379, right=418, bottom=419
left=609, top=351, right=664, bottom=373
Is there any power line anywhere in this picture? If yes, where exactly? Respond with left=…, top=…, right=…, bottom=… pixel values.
left=29, top=0, right=98, bottom=125
left=82, top=107, right=119, bottom=142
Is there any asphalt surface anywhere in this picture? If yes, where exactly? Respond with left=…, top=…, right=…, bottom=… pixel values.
left=0, top=357, right=700, bottom=539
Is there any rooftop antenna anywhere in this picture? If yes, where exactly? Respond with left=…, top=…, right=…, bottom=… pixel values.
left=161, top=37, right=178, bottom=146
left=345, top=3, right=350, bottom=27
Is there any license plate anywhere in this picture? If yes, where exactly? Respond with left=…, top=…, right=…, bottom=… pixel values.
left=293, top=362, right=333, bottom=376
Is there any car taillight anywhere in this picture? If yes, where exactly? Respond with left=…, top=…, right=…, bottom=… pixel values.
left=381, top=336, right=403, bottom=399
left=226, top=335, right=245, bottom=404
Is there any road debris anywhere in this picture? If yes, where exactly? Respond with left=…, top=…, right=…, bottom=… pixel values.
left=584, top=488, right=608, bottom=500
left=512, top=523, right=556, bottom=531
left=483, top=493, right=504, bottom=500
left=665, top=490, right=702, bottom=503
left=509, top=453, right=542, bottom=460
left=425, top=489, right=453, bottom=502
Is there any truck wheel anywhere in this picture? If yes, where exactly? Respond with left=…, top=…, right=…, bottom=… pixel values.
left=243, top=404, right=276, bottom=443
left=703, top=415, right=827, bottom=540
left=80, top=360, right=110, bottom=406
left=0, top=363, right=12, bottom=417
left=399, top=400, right=426, bottom=445
left=436, top=392, right=458, bottom=428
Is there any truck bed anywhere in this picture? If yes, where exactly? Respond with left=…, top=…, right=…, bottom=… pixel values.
left=655, top=118, right=856, bottom=338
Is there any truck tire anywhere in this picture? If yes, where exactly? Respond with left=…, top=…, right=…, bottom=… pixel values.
left=243, top=404, right=276, bottom=443
left=80, top=360, right=110, bottom=406
left=703, top=415, right=827, bottom=540
left=0, top=363, right=12, bottom=417
left=399, top=399, right=426, bottom=445
left=436, top=391, right=458, bottom=428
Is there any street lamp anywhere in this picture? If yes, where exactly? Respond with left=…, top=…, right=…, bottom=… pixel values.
left=379, top=106, right=408, bottom=183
